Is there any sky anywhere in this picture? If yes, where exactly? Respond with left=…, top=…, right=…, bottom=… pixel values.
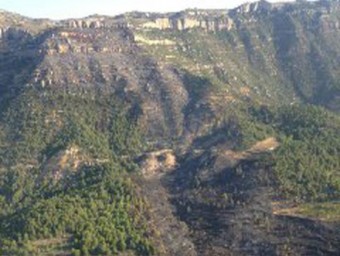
left=0, top=0, right=295, bottom=20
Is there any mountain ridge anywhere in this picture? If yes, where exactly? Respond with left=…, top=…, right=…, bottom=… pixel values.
left=0, top=0, right=339, bottom=146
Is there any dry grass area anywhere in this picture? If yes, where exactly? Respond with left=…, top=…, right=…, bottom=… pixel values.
left=272, top=201, right=300, bottom=216
left=249, top=137, right=279, bottom=153
left=31, top=236, right=71, bottom=255
left=272, top=201, right=340, bottom=222
left=222, top=137, right=279, bottom=163
left=32, top=236, right=70, bottom=247
left=213, top=137, right=279, bottom=171
left=140, top=149, right=177, bottom=178
left=41, top=145, right=86, bottom=181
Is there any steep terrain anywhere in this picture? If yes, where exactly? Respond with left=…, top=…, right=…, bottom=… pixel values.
left=0, top=0, right=339, bottom=255
left=165, top=139, right=340, bottom=255
left=1, top=0, right=340, bottom=139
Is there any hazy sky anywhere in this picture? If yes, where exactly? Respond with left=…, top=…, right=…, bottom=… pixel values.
left=0, top=0, right=295, bottom=20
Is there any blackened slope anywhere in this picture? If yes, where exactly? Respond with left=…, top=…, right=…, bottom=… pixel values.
left=166, top=151, right=340, bottom=255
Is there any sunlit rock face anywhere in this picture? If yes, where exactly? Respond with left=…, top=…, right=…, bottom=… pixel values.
left=141, top=13, right=235, bottom=32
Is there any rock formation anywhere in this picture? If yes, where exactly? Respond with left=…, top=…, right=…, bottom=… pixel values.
left=142, top=15, right=234, bottom=32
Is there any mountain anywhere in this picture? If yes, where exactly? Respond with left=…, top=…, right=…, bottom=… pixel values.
left=0, top=1, right=339, bottom=255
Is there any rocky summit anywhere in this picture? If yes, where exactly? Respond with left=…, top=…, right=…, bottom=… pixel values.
left=0, top=1, right=339, bottom=255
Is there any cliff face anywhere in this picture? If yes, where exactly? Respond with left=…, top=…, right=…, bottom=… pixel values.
left=140, top=1, right=276, bottom=32
left=141, top=15, right=234, bottom=32
left=0, top=0, right=340, bottom=141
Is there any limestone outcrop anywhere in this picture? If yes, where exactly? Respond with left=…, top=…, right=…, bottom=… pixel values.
left=139, top=149, right=177, bottom=178
left=67, top=19, right=105, bottom=29
left=233, top=0, right=273, bottom=14
left=142, top=15, right=234, bottom=32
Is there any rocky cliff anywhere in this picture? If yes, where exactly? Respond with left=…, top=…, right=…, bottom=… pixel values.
left=1, top=1, right=339, bottom=142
